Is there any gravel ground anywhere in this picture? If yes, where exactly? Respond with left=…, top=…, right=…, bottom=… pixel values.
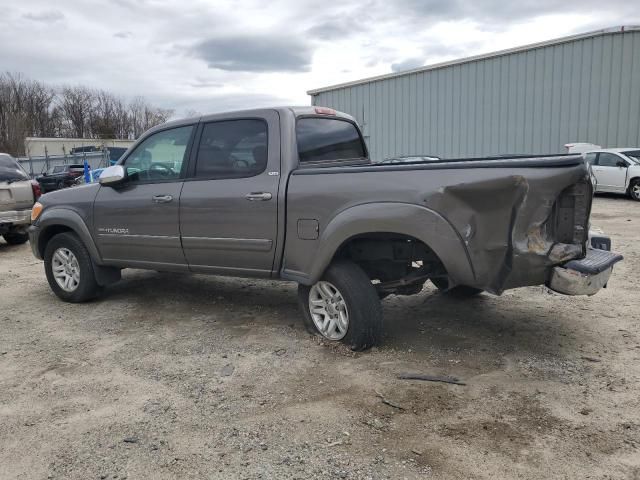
left=1, top=195, right=639, bottom=480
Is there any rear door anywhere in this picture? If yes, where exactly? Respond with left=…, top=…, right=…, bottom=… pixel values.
left=592, top=153, right=627, bottom=192
left=179, top=111, right=280, bottom=276
left=93, top=124, right=196, bottom=269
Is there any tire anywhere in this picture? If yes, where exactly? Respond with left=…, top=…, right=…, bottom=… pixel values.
left=431, top=277, right=483, bottom=297
left=2, top=231, right=29, bottom=245
left=629, top=179, right=640, bottom=201
left=56, top=180, right=65, bottom=190
left=297, top=260, right=383, bottom=351
left=44, top=232, right=101, bottom=302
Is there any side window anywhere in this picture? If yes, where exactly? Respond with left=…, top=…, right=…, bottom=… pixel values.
left=584, top=153, right=597, bottom=165
left=597, top=153, right=623, bottom=167
left=296, top=118, right=366, bottom=163
left=123, top=125, right=194, bottom=183
left=194, top=119, right=268, bottom=179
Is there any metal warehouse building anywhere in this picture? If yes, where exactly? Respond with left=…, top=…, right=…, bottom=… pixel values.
left=308, top=26, right=640, bottom=161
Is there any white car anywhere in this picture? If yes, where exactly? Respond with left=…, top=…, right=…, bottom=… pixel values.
left=584, top=148, right=640, bottom=201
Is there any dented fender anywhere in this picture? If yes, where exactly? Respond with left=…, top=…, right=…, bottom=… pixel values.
left=296, top=202, right=476, bottom=285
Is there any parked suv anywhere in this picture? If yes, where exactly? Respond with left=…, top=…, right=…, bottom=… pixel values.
left=584, top=148, right=640, bottom=200
left=36, top=164, right=85, bottom=193
left=0, top=153, right=40, bottom=244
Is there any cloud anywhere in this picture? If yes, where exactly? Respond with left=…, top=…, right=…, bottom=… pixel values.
left=391, top=58, right=425, bottom=73
left=392, top=0, right=637, bottom=25
left=192, top=35, right=314, bottom=72
left=22, top=10, right=65, bottom=22
left=306, top=15, right=369, bottom=40
left=113, top=31, right=132, bottom=39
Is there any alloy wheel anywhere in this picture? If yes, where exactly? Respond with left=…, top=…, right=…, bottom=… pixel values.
left=308, top=281, right=349, bottom=340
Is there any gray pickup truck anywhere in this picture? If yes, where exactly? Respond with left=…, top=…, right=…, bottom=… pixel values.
left=29, top=107, right=623, bottom=350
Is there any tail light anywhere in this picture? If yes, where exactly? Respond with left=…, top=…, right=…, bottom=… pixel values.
left=31, top=180, right=41, bottom=200
left=553, top=181, right=591, bottom=249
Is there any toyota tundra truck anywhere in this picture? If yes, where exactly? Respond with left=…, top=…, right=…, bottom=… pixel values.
left=28, top=107, right=623, bottom=350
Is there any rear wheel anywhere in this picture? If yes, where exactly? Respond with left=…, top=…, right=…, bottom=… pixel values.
left=56, top=180, right=65, bottom=190
left=298, top=260, right=383, bottom=351
left=44, top=232, right=100, bottom=302
left=629, top=179, right=640, bottom=201
left=431, top=277, right=483, bottom=297
left=2, top=231, right=29, bottom=245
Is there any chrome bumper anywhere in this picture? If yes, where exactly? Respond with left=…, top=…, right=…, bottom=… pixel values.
left=547, top=248, right=623, bottom=296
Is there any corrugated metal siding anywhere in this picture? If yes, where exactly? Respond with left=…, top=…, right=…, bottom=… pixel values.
left=311, top=30, right=640, bottom=161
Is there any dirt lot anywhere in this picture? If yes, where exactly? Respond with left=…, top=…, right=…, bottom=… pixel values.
left=1, top=196, right=639, bottom=480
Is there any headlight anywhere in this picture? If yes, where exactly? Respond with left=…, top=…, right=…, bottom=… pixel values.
left=31, top=202, right=43, bottom=221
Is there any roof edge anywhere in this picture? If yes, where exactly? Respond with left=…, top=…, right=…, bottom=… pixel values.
left=307, top=25, right=640, bottom=95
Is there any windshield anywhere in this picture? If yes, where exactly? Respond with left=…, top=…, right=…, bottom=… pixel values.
left=0, top=154, right=29, bottom=183
left=622, top=150, right=640, bottom=164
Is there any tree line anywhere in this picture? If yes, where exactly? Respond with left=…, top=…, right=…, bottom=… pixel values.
left=0, top=72, right=174, bottom=157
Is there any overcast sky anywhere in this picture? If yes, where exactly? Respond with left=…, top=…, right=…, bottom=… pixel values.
left=1, top=0, right=638, bottom=117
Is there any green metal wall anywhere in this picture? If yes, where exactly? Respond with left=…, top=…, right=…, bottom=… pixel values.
left=310, top=29, right=640, bottom=161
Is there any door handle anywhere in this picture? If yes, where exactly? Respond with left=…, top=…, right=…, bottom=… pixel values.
left=152, top=195, right=173, bottom=203
left=245, top=192, right=272, bottom=201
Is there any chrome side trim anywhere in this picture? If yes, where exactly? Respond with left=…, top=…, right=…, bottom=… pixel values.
left=182, top=236, right=273, bottom=252
left=97, top=234, right=180, bottom=247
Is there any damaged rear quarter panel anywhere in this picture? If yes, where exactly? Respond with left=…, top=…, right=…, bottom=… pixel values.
left=284, top=158, right=591, bottom=294
left=423, top=163, right=591, bottom=293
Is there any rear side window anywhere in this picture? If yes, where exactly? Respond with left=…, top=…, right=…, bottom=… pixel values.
left=296, top=118, right=366, bottom=163
left=195, top=119, right=268, bottom=179
left=584, top=153, right=596, bottom=165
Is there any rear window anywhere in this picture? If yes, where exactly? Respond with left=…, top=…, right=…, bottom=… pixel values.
left=0, top=154, right=16, bottom=169
left=296, top=118, right=366, bottom=163
left=0, top=154, right=28, bottom=182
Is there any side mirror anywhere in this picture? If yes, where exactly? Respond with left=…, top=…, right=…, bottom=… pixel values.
left=99, top=165, right=126, bottom=186
left=616, top=160, right=627, bottom=168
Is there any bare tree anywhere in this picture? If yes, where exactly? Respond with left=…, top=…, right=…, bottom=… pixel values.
left=0, top=72, right=173, bottom=156
left=0, top=73, right=58, bottom=155
left=58, top=86, right=94, bottom=138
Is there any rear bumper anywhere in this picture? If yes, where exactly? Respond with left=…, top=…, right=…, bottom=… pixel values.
left=0, top=209, right=31, bottom=226
left=547, top=247, right=623, bottom=296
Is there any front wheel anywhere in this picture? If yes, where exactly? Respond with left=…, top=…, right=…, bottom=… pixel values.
left=629, top=179, right=640, bottom=201
left=298, top=260, right=383, bottom=351
left=44, top=232, right=101, bottom=302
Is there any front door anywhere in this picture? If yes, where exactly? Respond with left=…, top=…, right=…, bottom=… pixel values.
left=592, top=152, right=628, bottom=192
left=179, top=113, right=280, bottom=276
left=93, top=124, right=196, bottom=269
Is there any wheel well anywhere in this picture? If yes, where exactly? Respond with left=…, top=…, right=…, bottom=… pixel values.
left=38, top=225, right=73, bottom=257
left=331, top=232, right=447, bottom=289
